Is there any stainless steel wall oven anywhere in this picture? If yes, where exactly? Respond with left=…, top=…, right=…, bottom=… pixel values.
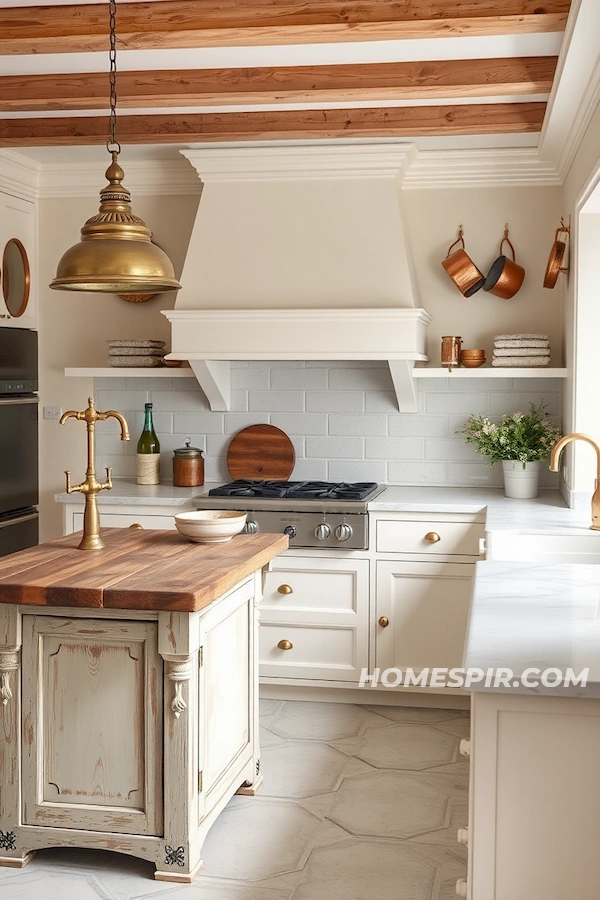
left=0, top=328, right=38, bottom=556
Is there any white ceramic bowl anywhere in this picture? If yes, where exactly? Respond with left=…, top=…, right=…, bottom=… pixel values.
left=174, top=510, right=247, bottom=543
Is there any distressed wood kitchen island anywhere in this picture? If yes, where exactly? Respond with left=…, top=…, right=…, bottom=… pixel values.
left=0, top=527, right=287, bottom=883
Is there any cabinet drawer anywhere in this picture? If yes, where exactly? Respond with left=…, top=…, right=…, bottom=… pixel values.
left=262, top=556, right=369, bottom=617
left=73, top=512, right=176, bottom=531
left=260, top=622, right=366, bottom=682
left=376, top=519, right=484, bottom=556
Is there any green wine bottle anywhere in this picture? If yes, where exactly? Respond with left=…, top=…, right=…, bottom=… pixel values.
left=136, top=402, right=161, bottom=485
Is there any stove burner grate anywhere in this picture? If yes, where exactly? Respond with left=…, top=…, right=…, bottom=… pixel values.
left=208, top=480, right=379, bottom=501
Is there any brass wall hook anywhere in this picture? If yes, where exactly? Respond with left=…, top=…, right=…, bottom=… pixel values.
left=60, top=397, right=130, bottom=550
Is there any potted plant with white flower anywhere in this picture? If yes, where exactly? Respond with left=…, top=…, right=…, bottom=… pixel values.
left=459, top=402, right=562, bottom=498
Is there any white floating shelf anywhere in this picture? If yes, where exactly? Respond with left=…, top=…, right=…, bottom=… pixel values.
left=413, top=367, right=567, bottom=378
left=65, top=367, right=195, bottom=378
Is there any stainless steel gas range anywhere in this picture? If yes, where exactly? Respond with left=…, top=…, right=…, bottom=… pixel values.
left=193, top=480, right=385, bottom=550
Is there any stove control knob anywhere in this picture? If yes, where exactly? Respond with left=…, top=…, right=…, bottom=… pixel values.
left=284, top=525, right=297, bottom=539
left=315, top=523, right=331, bottom=541
left=335, top=523, right=353, bottom=542
left=245, top=520, right=259, bottom=535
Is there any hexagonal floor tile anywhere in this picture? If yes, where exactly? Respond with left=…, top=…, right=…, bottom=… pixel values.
left=201, top=799, right=321, bottom=882
left=328, top=771, right=466, bottom=839
left=261, top=741, right=350, bottom=798
left=291, top=839, right=467, bottom=900
left=267, top=702, right=380, bottom=741
left=355, top=723, right=458, bottom=770
left=0, top=869, right=112, bottom=900
left=291, top=839, right=435, bottom=900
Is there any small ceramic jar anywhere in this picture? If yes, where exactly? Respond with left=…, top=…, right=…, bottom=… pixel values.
left=172, top=438, right=204, bottom=487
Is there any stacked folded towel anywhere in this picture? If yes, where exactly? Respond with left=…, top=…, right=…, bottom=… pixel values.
left=492, top=334, right=550, bottom=367
left=107, top=339, right=165, bottom=368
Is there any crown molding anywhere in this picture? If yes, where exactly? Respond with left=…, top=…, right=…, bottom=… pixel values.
left=0, top=149, right=40, bottom=200
left=36, top=157, right=202, bottom=198
left=181, top=143, right=418, bottom=182
left=538, top=0, right=600, bottom=182
left=555, top=50, right=600, bottom=181
left=1, top=143, right=568, bottom=199
left=403, top=147, right=562, bottom=188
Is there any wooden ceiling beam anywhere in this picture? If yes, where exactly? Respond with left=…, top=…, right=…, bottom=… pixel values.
left=0, top=1, right=571, bottom=54
left=0, top=57, right=558, bottom=112
left=0, top=103, right=547, bottom=146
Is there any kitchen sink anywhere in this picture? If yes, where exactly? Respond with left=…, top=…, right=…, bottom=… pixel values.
left=487, top=531, right=600, bottom=564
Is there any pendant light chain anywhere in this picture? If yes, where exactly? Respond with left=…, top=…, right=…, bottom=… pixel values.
left=107, top=0, right=120, bottom=154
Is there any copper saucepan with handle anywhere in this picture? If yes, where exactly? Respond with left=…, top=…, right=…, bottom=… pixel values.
left=441, top=227, right=485, bottom=298
left=483, top=225, right=525, bottom=300
left=543, top=220, right=570, bottom=289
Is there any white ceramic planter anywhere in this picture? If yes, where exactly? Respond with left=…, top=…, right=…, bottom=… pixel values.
left=501, top=460, right=540, bottom=499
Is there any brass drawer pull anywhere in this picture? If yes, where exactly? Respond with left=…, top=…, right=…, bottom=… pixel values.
left=424, top=531, right=441, bottom=543
left=277, top=639, right=293, bottom=651
left=378, top=616, right=389, bottom=628
left=129, top=523, right=144, bottom=530
left=277, top=584, right=293, bottom=594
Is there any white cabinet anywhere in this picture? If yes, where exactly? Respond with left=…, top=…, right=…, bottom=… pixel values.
left=372, top=512, right=484, bottom=695
left=21, top=615, right=163, bottom=836
left=260, top=555, right=369, bottom=682
left=0, top=574, right=262, bottom=883
left=376, top=560, right=474, bottom=675
left=469, top=691, right=600, bottom=900
left=0, top=192, right=36, bottom=330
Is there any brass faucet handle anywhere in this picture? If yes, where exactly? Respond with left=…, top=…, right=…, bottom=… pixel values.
left=99, top=467, right=113, bottom=491
left=64, top=470, right=84, bottom=495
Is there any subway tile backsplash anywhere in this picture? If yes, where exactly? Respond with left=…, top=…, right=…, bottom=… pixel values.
left=94, top=364, right=562, bottom=488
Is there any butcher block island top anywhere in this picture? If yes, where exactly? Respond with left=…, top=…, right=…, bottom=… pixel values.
left=0, top=528, right=288, bottom=612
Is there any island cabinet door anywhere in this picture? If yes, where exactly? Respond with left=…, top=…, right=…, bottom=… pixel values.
left=375, top=561, right=474, bottom=679
left=198, top=579, right=256, bottom=815
left=21, top=615, right=163, bottom=836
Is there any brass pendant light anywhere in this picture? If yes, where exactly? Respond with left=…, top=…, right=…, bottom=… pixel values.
left=49, top=0, right=181, bottom=295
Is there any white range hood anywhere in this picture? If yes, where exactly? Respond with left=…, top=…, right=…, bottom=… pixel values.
left=164, top=144, right=431, bottom=412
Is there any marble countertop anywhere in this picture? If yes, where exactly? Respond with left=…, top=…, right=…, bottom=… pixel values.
left=465, top=560, right=600, bottom=697
left=56, top=481, right=595, bottom=535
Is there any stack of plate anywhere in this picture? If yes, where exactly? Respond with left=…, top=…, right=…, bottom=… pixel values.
left=107, top=339, right=165, bottom=368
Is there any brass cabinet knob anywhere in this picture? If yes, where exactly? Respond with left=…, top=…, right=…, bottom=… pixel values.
left=277, top=639, right=293, bottom=651
left=424, top=531, right=441, bottom=543
left=378, top=616, right=389, bottom=628
left=277, top=584, right=293, bottom=594
left=129, top=523, right=144, bottom=530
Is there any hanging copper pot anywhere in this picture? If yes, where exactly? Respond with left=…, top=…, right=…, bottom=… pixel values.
left=543, top=220, right=570, bottom=289
left=441, top=227, right=485, bottom=297
left=484, top=226, right=525, bottom=300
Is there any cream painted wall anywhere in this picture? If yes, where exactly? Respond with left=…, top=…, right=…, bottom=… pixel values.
left=403, top=186, right=565, bottom=366
left=37, top=193, right=200, bottom=541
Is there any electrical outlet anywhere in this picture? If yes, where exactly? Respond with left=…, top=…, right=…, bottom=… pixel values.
left=43, top=406, right=63, bottom=420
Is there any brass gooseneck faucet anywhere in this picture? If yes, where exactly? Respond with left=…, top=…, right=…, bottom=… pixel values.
left=60, top=397, right=130, bottom=550
left=549, top=433, right=600, bottom=531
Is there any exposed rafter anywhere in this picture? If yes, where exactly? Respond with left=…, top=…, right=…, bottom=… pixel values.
left=0, top=57, right=557, bottom=112
left=0, top=0, right=571, bottom=55
left=0, top=103, right=546, bottom=147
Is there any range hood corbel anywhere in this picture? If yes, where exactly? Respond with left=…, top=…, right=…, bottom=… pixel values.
left=163, top=308, right=432, bottom=413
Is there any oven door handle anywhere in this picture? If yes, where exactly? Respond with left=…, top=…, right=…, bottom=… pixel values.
left=0, top=397, right=38, bottom=406
left=0, top=512, right=39, bottom=528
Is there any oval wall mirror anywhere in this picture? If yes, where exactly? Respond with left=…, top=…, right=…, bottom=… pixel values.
left=2, top=238, right=30, bottom=318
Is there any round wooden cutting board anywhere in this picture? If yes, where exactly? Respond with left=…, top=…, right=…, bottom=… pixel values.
left=227, top=424, right=295, bottom=480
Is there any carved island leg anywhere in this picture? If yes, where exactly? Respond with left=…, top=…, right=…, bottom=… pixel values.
left=156, top=612, right=203, bottom=883
left=0, top=606, right=34, bottom=869
left=236, top=570, right=264, bottom=796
